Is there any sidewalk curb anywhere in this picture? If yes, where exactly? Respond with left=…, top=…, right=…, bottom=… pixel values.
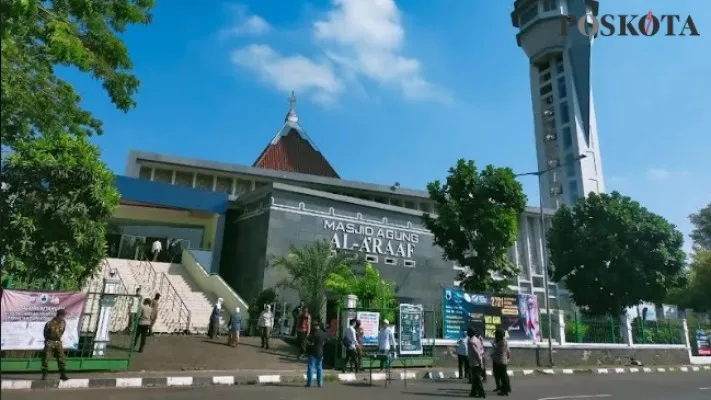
left=2, top=365, right=709, bottom=390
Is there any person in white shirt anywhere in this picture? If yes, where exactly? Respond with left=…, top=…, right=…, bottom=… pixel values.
left=377, top=319, right=397, bottom=371
left=456, top=331, right=470, bottom=381
left=151, top=240, right=162, bottom=261
left=342, top=318, right=360, bottom=372
left=257, top=305, right=274, bottom=349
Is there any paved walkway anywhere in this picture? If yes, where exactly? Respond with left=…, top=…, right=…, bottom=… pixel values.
left=5, top=372, right=711, bottom=400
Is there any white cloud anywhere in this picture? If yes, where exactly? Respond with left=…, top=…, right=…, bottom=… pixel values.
left=220, top=5, right=271, bottom=37
left=227, top=0, right=449, bottom=105
left=231, top=45, right=343, bottom=105
left=646, top=168, right=671, bottom=180
left=314, top=0, right=450, bottom=103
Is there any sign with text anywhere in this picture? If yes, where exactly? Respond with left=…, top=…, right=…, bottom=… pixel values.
left=561, top=12, right=700, bottom=37
left=356, top=311, right=380, bottom=346
left=695, top=328, right=710, bottom=356
left=324, top=219, right=419, bottom=261
left=442, top=288, right=541, bottom=342
left=399, top=303, right=424, bottom=355
left=0, top=290, right=88, bottom=350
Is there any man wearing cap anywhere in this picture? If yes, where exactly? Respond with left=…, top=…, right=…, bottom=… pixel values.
left=377, top=319, right=396, bottom=371
left=42, top=309, right=69, bottom=381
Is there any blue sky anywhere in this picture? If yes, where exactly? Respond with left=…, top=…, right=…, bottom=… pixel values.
left=67, top=0, right=710, bottom=251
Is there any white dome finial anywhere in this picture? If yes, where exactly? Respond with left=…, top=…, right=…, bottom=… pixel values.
left=286, top=90, right=298, bottom=123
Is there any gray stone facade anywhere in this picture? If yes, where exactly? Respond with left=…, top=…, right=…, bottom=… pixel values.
left=218, top=182, right=560, bottom=310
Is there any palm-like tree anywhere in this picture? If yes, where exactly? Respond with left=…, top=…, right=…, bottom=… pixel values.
left=271, top=239, right=360, bottom=319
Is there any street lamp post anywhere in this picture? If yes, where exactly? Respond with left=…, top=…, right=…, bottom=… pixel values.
left=516, top=154, right=586, bottom=367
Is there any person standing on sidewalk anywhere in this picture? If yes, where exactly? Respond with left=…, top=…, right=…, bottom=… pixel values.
left=377, top=319, right=396, bottom=371
left=457, top=331, right=470, bottom=381
left=475, top=330, right=487, bottom=383
left=134, top=298, right=153, bottom=353
left=342, top=318, right=359, bottom=372
left=467, top=328, right=485, bottom=398
left=258, top=304, right=274, bottom=349
left=208, top=298, right=224, bottom=339
left=291, top=300, right=304, bottom=336
left=355, top=319, right=365, bottom=369
left=296, top=306, right=311, bottom=359
left=305, top=321, right=329, bottom=388
left=41, top=309, right=69, bottom=381
left=491, top=328, right=512, bottom=396
left=228, top=307, right=242, bottom=347
left=125, top=287, right=141, bottom=333
left=149, top=293, right=161, bottom=335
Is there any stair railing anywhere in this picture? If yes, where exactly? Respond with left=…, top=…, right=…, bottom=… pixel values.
left=133, top=250, right=159, bottom=293
left=157, top=272, right=192, bottom=333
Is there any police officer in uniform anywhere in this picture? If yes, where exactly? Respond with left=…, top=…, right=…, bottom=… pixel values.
left=42, top=309, right=69, bottom=381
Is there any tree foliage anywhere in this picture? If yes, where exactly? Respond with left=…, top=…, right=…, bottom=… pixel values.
left=689, top=202, right=711, bottom=251
left=326, top=263, right=396, bottom=308
left=0, top=134, right=120, bottom=290
left=271, top=240, right=361, bottom=319
left=667, top=251, right=711, bottom=312
left=1, top=0, right=154, bottom=146
left=548, top=191, right=686, bottom=316
left=423, top=159, right=527, bottom=293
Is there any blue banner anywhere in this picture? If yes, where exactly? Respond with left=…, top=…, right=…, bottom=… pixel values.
left=442, top=288, right=541, bottom=341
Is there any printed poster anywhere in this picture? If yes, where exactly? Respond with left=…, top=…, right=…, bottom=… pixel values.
left=399, top=303, right=423, bottom=355
left=0, top=290, right=88, bottom=350
left=442, top=288, right=541, bottom=341
left=696, top=328, right=711, bottom=356
left=356, top=311, right=380, bottom=345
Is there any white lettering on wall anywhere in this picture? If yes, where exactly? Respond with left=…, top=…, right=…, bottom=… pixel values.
left=323, top=219, right=418, bottom=259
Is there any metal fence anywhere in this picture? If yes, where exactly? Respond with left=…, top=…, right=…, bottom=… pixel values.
left=631, top=319, right=685, bottom=345
left=1, top=268, right=138, bottom=372
left=563, top=312, right=623, bottom=344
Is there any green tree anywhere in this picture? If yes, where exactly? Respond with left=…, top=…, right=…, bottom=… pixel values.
left=1, top=0, right=154, bottom=146
left=271, top=240, right=361, bottom=320
left=689, top=202, right=711, bottom=250
left=0, top=134, right=120, bottom=290
left=667, top=250, right=711, bottom=312
left=326, top=263, right=396, bottom=307
left=423, top=159, right=527, bottom=292
left=548, top=191, right=686, bottom=316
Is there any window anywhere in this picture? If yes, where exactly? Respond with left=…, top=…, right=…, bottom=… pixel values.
left=557, top=77, right=567, bottom=99
left=153, top=168, right=172, bottom=183
left=215, top=176, right=233, bottom=194
left=568, top=181, right=579, bottom=202
left=532, top=276, right=545, bottom=288
left=404, top=200, right=416, bottom=209
left=560, top=102, right=570, bottom=124
left=516, top=235, right=528, bottom=279
left=419, top=203, right=432, bottom=213
left=539, top=83, right=552, bottom=96
left=174, top=171, right=193, bottom=187
left=365, top=254, right=379, bottom=263
left=195, top=173, right=213, bottom=190
left=556, top=59, right=564, bottom=75
left=542, top=0, right=558, bottom=12
left=519, top=4, right=538, bottom=26
left=539, top=71, right=551, bottom=83
left=254, top=181, right=268, bottom=189
left=390, top=198, right=403, bottom=207
left=404, top=260, right=416, bottom=268
left=138, top=167, right=152, bottom=180
left=562, top=127, right=573, bottom=149
left=384, top=257, right=397, bottom=266
left=526, top=217, right=542, bottom=275
left=565, top=154, right=576, bottom=177
left=234, top=179, right=251, bottom=195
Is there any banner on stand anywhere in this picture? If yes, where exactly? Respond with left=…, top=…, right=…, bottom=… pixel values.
left=0, top=290, right=88, bottom=350
left=399, top=303, right=424, bottom=355
left=356, top=311, right=380, bottom=345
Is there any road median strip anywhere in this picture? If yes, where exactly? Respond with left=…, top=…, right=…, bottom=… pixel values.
left=1, top=365, right=709, bottom=390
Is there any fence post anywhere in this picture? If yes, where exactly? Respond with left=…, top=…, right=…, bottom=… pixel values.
left=681, top=318, right=691, bottom=349
left=608, top=316, right=616, bottom=344
left=93, top=275, right=121, bottom=356
left=574, top=312, right=581, bottom=343
left=640, top=319, right=646, bottom=343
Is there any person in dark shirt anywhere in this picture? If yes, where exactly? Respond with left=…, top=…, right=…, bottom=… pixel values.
left=42, top=309, right=69, bottom=381
left=305, top=321, right=330, bottom=388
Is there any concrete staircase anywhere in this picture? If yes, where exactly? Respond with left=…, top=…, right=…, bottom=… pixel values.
left=101, top=257, right=215, bottom=334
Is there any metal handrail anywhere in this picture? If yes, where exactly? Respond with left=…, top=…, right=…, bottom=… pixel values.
left=136, top=250, right=159, bottom=292
left=158, top=272, right=192, bottom=333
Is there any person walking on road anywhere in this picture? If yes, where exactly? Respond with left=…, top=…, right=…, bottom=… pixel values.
left=228, top=307, right=242, bottom=347
left=296, top=306, right=311, bottom=359
left=342, top=318, right=360, bottom=372
left=258, top=304, right=274, bottom=349
left=467, top=328, right=486, bottom=398
left=305, top=321, right=329, bottom=388
left=491, top=328, right=512, bottom=396
left=41, top=309, right=69, bottom=381
left=134, top=298, right=153, bottom=353
left=457, top=331, right=470, bottom=381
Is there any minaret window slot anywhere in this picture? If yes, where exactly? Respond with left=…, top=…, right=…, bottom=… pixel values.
left=555, top=59, right=564, bottom=75
left=562, top=127, right=572, bottom=150
left=519, top=4, right=538, bottom=26
left=565, top=154, right=576, bottom=177
left=539, top=71, right=551, bottom=84
left=557, top=77, right=567, bottom=99
left=539, top=83, right=553, bottom=96
left=547, top=159, right=560, bottom=168
left=544, top=133, right=557, bottom=142
left=550, top=185, right=563, bottom=196
left=542, top=0, right=558, bottom=12
left=560, top=102, right=570, bottom=124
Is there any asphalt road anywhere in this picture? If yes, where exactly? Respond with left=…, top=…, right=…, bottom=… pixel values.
left=4, top=373, right=710, bottom=400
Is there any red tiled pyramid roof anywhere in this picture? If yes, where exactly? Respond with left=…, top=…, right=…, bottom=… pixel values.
left=252, top=93, right=339, bottom=179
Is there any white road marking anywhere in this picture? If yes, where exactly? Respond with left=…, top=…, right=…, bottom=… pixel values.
left=699, top=387, right=710, bottom=390
left=538, top=395, right=612, bottom=400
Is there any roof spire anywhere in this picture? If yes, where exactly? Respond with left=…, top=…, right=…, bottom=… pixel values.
left=285, top=90, right=298, bottom=123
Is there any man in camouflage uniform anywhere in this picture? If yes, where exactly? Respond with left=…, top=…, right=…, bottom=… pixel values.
left=42, top=309, right=69, bottom=381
